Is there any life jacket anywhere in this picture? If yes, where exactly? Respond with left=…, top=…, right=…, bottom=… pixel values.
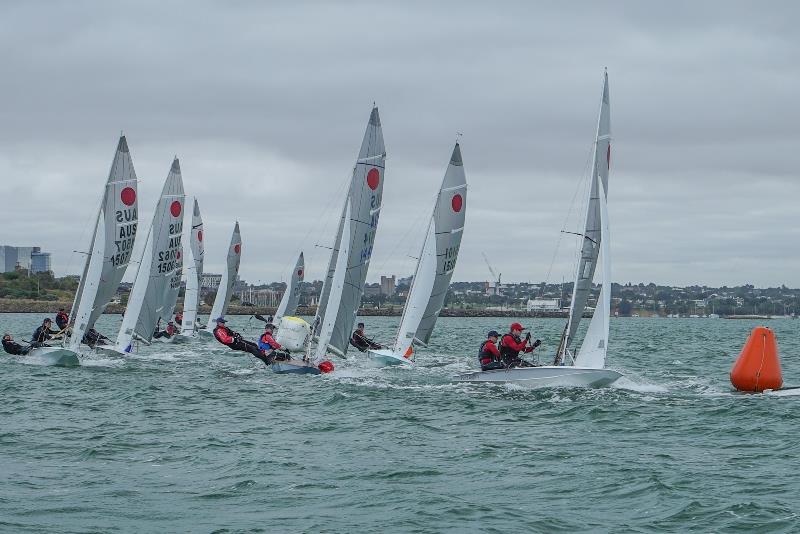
left=478, top=340, right=497, bottom=364
left=3, top=339, right=25, bottom=355
left=214, top=325, right=234, bottom=345
left=258, top=333, right=275, bottom=352
left=166, top=324, right=175, bottom=336
left=55, top=312, right=69, bottom=329
left=175, top=313, right=183, bottom=325
left=500, top=333, right=523, bottom=360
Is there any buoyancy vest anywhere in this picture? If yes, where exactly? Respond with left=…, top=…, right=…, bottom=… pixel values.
left=214, top=325, right=234, bottom=345
left=478, top=340, right=496, bottom=364
left=500, top=333, right=523, bottom=360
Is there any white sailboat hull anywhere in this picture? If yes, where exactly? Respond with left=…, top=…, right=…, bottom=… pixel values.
left=366, top=348, right=413, bottom=367
left=26, top=346, right=80, bottom=367
left=456, top=366, right=621, bottom=388
left=271, top=359, right=321, bottom=375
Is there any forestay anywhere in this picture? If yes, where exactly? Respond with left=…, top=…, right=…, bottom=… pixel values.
left=393, top=143, right=467, bottom=357
left=315, top=107, right=386, bottom=357
left=559, top=70, right=611, bottom=360
left=181, top=198, right=204, bottom=334
left=274, top=252, right=304, bottom=323
left=68, top=135, right=139, bottom=351
left=205, top=222, right=242, bottom=330
left=116, top=158, right=185, bottom=352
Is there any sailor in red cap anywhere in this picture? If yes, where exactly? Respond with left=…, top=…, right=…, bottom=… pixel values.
left=499, top=322, right=541, bottom=368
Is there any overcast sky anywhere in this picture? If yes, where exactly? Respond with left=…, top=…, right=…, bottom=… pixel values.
left=1, top=1, right=798, bottom=287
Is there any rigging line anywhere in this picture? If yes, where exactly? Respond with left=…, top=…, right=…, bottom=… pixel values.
left=539, top=140, right=595, bottom=296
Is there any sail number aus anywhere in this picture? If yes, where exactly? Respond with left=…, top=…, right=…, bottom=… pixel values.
left=441, top=245, right=460, bottom=274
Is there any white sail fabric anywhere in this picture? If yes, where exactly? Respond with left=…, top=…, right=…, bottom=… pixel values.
left=275, top=252, right=304, bottom=322
left=393, top=220, right=436, bottom=357
left=413, top=143, right=467, bottom=345
left=316, top=107, right=386, bottom=357
left=574, top=177, right=610, bottom=369
left=393, top=142, right=467, bottom=356
left=205, top=222, right=242, bottom=329
left=116, top=158, right=185, bottom=352
left=181, top=198, right=204, bottom=334
left=68, top=135, right=139, bottom=350
left=562, top=70, right=611, bottom=356
left=315, top=202, right=351, bottom=362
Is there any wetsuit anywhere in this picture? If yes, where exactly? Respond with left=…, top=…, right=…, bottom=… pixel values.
left=214, top=325, right=272, bottom=365
left=55, top=312, right=69, bottom=330
left=2, top=338, right=30, bottom=355
left=31, top=325, right=61, bottom=347
left=82, top=329, right=110, bottom=347
left=258, top=332, right=290, bottom=361
left=500, top=333, right=535, bottom=368
left=478, top=340, right=504, bottom=371
left=350, top=330, right=382, bottom=352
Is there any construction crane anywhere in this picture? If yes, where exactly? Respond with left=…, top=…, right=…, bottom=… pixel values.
left=481, top=252, right=502, bottom=296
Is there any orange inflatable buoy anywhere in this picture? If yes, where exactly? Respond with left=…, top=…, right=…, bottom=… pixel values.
left=730, top=326, right=783, bottom=392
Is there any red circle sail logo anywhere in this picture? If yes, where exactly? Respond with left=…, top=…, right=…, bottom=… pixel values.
left=176, top=250, right=182, bottom=260
left=297, top=269, right=303, bottom=278
left=197, top=230, right=203, bottom=242
left=170, top=201, right=182, bottom=217
left=234, top=244, right=241, bottom=254
left=451, top=193, right=463, bottom=213
left=366, top=168, right=380, bottom=190
left=120, top=187, right=136, bottom=206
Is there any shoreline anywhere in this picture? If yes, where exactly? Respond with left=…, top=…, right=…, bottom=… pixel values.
left=0, top=299, right=581, bottom=318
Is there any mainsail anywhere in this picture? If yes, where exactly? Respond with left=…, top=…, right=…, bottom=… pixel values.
left=68, top=135, right=139, bottom=350
left=116, top=158, right=185, bottom=352
left=314, top=106, right=386, bottom=357
left=392, top=143, right=467, bottom=357
left=558, top=70, right=611, bottom=363
left=274, top=252, right=304, bottom=322
left=205, top=222, right=242, bottom=329
left=181, top=198, right=204, bottom=334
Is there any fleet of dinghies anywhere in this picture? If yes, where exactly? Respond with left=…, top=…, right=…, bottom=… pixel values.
left=18, top=72, right=624, bottom=389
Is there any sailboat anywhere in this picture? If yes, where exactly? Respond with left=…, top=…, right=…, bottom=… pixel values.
left=367, top=142, right=467, bottom=366
left=457, top=70, right=621, bottom=388
left=27, top=136, right=139, bottom=365
left=273, top=252, right=304, bottom=323
left=174, top=198, right=204, bottom=342
left=272, top=106, right=385, bottom=374
left=110, top=158, right=185, bottom=354
left=202, top=222, right=242, bottom=335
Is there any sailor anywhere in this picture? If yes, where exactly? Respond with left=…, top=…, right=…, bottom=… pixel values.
left=166, top=321, right=176, bottom=336
left=478, top=330, right=504, bottom=371
left=82, top=328, right=110, bottom=347
left=213, top=317, right=273, bottom=365
left=174, top=312, right=183, bottom=326
left=152, top=320, right=175, bottom=339
left=258, top=324, right=290, bottom=362
left=2, top=333, right=31, bottom=355
left=350, top=323, right=382, bottom=352
left=500, top=322, right=541, bottom=368
left=31, top=318, right=62, bottom=347
left=55, top=308, right=69, bottom=330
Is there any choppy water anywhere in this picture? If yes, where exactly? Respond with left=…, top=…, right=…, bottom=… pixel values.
left=1, top=313, right=799, bottom=533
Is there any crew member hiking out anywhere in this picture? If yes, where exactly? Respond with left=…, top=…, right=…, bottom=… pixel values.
left=2, top=334, right=31, bottom=356
left=32, top=318, right=62, bottom=347
left=258, top=323, right=290, bottom=362
left=213, top=317, right=273, bottom=365
left=55, top=308, right=69, bottom=330
left=478, top=330, right=504, bottom=371
left=350, top=323, right=382, bottom=352
left=82, top=328, right=110, bottom=347
left=500, top=322, right=541, bottom=368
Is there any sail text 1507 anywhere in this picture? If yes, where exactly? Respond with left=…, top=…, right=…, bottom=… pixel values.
left=112, top=207, right=138, bottom=267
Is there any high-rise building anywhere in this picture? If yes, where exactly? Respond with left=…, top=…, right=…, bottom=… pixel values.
left=31, top=250, right=52, bottom=274
left=380, top=275, right=396, bottom=296
left=0, top=246, right=50, bottom=273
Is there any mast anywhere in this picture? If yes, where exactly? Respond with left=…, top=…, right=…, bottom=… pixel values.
left=556, top=70, right=611, bottom=365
